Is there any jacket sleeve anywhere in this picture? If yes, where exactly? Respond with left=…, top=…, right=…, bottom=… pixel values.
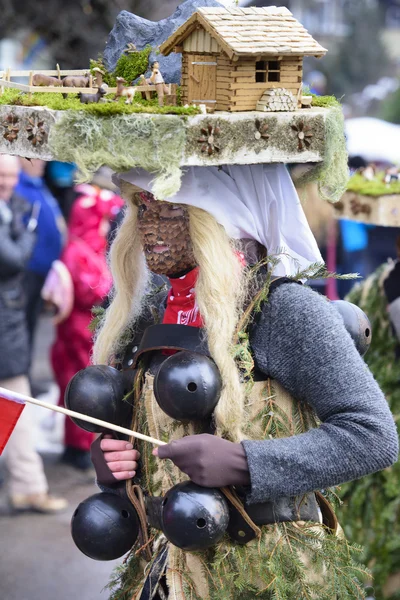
left=62, top=244, right=111, bottom=310
left=243, top=283, right=399, bottom=504
left=0, top=224, right=36, bottom=278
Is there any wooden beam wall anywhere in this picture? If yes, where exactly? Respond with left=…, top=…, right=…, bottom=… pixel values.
left=229, top=55, right=303, bottom=112
left=183, top=27, right=220, bottom=54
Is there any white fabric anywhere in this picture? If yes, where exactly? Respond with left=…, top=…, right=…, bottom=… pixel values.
left=345, top=117, right=400, bottom=164
left=118, top=164, right=322, bottom=276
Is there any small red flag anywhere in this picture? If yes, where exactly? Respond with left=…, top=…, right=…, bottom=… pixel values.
left=0, top=391, right=25, bottom=455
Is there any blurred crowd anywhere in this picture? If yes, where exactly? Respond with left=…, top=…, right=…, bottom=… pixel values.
left=0, top=155, right=123, bottom=513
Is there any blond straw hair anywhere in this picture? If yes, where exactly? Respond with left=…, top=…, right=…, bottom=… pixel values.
left=188, top=206, right=247, bottom=441
left=93, top=184, right=248, bottom=441
left=93, top=182, right=150, bottom=364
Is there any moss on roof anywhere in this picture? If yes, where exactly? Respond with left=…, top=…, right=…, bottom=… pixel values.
left=347, top=171, right=400, bottom=197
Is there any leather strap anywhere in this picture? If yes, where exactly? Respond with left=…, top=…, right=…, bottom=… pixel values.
left=244, top=492, right=320, bottom=526
left=133, top=324, right=209, bottom=367
left=315, top=491, right=339, bottom=534
left=221, top=486, right=261, bottom=545
left=126, top=482, right=153, bottom=562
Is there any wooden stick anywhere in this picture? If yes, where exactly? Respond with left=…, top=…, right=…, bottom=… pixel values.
left=0, top=386, right=165, bottom=446
left=56, top=63, right=61, bottom=81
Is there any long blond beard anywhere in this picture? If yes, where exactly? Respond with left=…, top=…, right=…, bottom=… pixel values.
left=93, top=186, right=248, bottom=442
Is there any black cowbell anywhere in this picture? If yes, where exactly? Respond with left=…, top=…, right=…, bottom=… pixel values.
left=161, top=481, right=230, bottom=551
left=64, top=365, right=133, bottom=432
left=71, top=492, right=140, bottom=561
left=154, top=351, right=222, bottom=421
left=332, top=300, right=372, bottom=357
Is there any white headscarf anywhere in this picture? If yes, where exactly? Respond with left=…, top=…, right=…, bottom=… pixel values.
left=117, top=164, right=322, bottom=276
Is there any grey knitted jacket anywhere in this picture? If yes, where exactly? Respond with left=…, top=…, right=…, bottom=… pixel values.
left=242, top=282, right=399, bottom=505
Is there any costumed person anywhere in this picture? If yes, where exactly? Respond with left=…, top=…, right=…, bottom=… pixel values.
left=339, top=254, right=400, bottom=600
left=68, top=164, right=398, bottom=600
left=51, top=181, right=123, bottom=471
left=332, top=173, right=400, bottom=599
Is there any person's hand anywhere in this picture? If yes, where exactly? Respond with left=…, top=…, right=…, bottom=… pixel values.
left=152, top=434, right=250, bottom=488
left=91, top=434, right=140, bottom=485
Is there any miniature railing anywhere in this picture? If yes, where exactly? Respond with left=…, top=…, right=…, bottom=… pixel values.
left=0, top=68, right=177, bottom=99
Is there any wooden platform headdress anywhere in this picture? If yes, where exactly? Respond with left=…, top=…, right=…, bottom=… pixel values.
left=0, top=2, right=347, bottom=202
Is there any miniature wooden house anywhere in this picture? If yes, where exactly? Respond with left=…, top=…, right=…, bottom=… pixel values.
left=160, top=6, right=327, bottom=112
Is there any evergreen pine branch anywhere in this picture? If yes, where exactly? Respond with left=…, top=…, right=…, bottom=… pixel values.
left=292, top=261, right=360, bottom=282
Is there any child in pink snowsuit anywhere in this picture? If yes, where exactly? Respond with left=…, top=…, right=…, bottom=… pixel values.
left=51, top=183, right=123, bottom=470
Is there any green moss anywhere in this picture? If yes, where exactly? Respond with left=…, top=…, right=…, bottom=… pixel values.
left=114, top=46, right=152, bottom=83
left=295, top=105, right=349, bottom=203
left=301, top=87, right=342, bottom=109
left=0, top=88, right=199, bottom=116
left=347, top=171, right=400, bottom=197
left=49, top=111, right=186, bottom=198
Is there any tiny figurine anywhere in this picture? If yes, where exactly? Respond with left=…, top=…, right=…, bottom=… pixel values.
left=114, top=77, right=138, bottom=104
left=78, top=87, right=106, bottom=104
left=92, top=67, right=105, bottom=88
left=301, top=96, right=313, bottom=108
left=32, top=74, right=63, bottom=87
left=62, top=73, right=90, bottom=99
left=360, top=164, right=377, bottom=181
left=140, top=61, right=170, bottom=106
left=384, top=166, right=400, bottom=185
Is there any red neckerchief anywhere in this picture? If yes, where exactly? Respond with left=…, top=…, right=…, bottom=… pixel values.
left=163, top=267, right=203, bottom=327
left=162, top=253, right=246, bottom=329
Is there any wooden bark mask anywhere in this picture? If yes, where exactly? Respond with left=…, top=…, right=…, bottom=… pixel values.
left=136, top=191, right=197, bottom=276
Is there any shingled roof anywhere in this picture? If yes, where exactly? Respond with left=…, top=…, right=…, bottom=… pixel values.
left=160, top=6, right=327, bottom=59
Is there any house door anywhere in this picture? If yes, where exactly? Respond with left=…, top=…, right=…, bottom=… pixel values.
left=188, top=54, right=217, bottom=106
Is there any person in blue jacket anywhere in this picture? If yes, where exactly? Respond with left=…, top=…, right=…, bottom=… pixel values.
left=15, top=159, right=66, bottom=372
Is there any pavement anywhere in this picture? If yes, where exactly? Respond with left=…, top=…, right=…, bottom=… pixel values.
left=0, top=316, right=120, bottom=600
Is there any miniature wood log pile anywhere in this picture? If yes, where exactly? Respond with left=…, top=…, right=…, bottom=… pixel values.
left=256, top=88, right=297, bottom=112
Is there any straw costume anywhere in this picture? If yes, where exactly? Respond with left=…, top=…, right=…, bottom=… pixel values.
left=0, top=1, right=395, bottom=596
left=16, top=3, right=393, bottom=598
left=76, top=163, right=398, bottom=600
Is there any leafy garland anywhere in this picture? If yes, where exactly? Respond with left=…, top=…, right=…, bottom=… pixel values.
left=339, top=264, right=400, bottom=599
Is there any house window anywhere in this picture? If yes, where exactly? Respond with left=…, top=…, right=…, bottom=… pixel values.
left=268, top=61, right=281, bottom=82
left=255, top=61, right=267, bottom=83
left=255, top=60, right=281, bottom=83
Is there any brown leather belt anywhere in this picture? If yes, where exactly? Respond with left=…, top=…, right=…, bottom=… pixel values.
left=132, top=324, right=210, bottom=367
left=145, top=491, right=321, bottom=545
